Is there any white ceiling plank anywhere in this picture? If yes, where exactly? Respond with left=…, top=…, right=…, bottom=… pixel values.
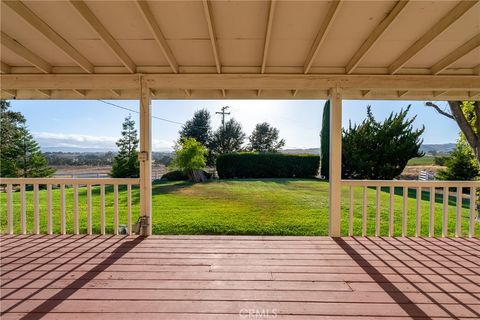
left=346, top=0, right=410, bottom=74
left=202, top=0, right=221, bottom=74
left=135, top=0, right=178, bottom=74
left=4, top=0, right=93, bottom=73
left=1, top=61, right=11, bottom=73
left=388, top=0, right=477, bottom=74
left=431, top=33, right=480, bottom=75
left=303, top=0, right=343, bottom=74
left=69, top=0, right=136, bottom=73
left=1, top=32, right=52, bottom=73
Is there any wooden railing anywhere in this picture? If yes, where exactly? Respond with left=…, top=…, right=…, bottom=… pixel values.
left=341, top=180, right=479, bottom=238
left=0, top=178, right=140, bottom=235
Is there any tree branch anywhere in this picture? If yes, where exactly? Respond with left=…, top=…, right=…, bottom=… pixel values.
left=448, top=101, right=478, bottom=152
left=425, top=102, right=454, bottom=119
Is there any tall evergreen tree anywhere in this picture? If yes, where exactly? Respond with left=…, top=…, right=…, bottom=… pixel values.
left=437, top=136, right=479, bottom=181
left=12, top=125, right=55, bottom=178
left=111, top=115, right=140, bottom=178
left=1, top=100, right=26, bottom=177
left=320, top=100, right=330, bottom=179
left=248, top=122, right=285, bottom=152
left=179, top=109, right=212, bottom=146
left=210, top=118, right=246, bottom=155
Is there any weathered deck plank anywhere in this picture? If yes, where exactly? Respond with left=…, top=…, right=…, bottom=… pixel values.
left=1, top=235, right=479, bottom=319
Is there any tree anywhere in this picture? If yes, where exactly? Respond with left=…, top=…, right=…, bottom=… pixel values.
left=111, top=115, right=139, bottom=178
left=171, top=138, right=207, bottom=182
left=210, top=118, right=246, bottom=156
left=426, top=101, right=480, bottom=166
left=0, top=100, right=26, bottom=177
left=248, top=122, right=285, bottom=152
left=437, top=136, right=479, bottom=181
left=320, top=100, right=330, bottom=179
left=179, top=109, right=212, bottom=146
left=11, top=125, right=55, bottom=178
left=342, top=106, right=425, bottom=180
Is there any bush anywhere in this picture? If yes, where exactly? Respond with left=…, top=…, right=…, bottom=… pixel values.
left=434, top=156, right=450, bottom=166
left=216, top=153, right=319, bottom=179
left=161, top=169, right=212, bottom=181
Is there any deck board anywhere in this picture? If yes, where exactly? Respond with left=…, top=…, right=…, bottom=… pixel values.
left=1, top=235, right=479, bottom=319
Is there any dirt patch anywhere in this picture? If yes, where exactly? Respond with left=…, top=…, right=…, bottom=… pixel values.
left=399, top=165, right=445, bottom=180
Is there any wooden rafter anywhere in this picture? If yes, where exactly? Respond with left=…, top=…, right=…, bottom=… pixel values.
left=69, top=0, right=136, bottom=73
left=303, top=0, right=343, bottom=74
left=110, top=89, right=121, bottom=97
left=1, top=61, right=11, bottom=73
left=398, top=90, right=408, bottom=98
left=474, top=64, right=480, bottom=75
left=257, top=0, right=277, bottom=96
left=388, top=0, right=477, bottom=74
left=202, top=0, right=221, bottom=74
left=1, top=32, right=51, bottom=73
left=72, top=89, right=86, bottom=97
left=431, top=33, right=480, bottom=75
left=433, top=90, right=448, bottom=97
left=346, top=0, right=409, bottom=74
left=2, top=89, right=16, bottom=97
left=135, top=0, right=178, bottom=74
left=37, top=89, right=51, bottom=97
left=4, top=0, right=93, bottom=73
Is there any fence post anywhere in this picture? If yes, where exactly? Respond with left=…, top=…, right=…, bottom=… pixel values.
left=328, top=87, right=342, bottom=237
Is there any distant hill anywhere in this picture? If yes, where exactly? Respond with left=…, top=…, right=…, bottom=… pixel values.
left=281, top=144, right=455, bottom=155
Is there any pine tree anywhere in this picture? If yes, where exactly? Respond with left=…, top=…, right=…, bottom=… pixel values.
left=1, top=99, right=26, bottom=177
left=210, top=118, right=246, bottom=156
left=111, top=115, right=140, bottom=178
left=437, top=136, right=479, bottom=181
left=320, top=100, right=330, bottom=179
left=12, top=126, right=55, bottom=178
left=179, top=109, right=212, bottom=146
left=248, top=122, right=285, bottom=152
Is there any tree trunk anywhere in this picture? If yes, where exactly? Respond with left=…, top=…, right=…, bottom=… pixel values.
left=448, top=101, right=480, bottom=166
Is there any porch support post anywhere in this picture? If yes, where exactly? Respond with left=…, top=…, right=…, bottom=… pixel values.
left=328, top=87, right=342, bottom=237
left=139, top=77, right=152, bottom=236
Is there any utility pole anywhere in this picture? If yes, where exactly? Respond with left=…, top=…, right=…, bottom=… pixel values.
left=216, top=106, right=230, bottom=131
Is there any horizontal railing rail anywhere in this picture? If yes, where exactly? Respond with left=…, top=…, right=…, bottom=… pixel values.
left=341, top=180, right=479, bottom=238
left=0, top=178, right=140, bottom=236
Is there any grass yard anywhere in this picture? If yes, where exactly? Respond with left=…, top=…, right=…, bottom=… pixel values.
left=0, top=179, right=477, bottom=237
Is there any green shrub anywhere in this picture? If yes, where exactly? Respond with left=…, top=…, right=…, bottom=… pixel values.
left=434, top=156, right=450, bottom=166
left=161, top=170, right=188, bottom=181
left=216, top=153, right=319, bottom=179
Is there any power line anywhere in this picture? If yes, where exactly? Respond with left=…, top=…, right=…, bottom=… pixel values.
left=97, top=100, right=184, bottom=125
left=215, top=106, right=230, bottom=130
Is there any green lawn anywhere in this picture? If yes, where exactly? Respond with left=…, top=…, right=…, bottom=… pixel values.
left=0, top=179, right=477, bottom=237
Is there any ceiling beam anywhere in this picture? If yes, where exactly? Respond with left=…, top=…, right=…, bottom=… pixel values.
left=346, top=0, right=409, bottom=74
left=1, top=32, right=52, bottom=73
left=433, top=90, right=448, bottom=97
left=2, top=89, right=16, bottom=97
left=398, top=90, right=408, bottom=97
left=3, top=74, right=479, bottom=92
left=110, top=89, right=121, bottom=97
left=388, top=0, right=477, bottom=74
left=4, top=0, right=93, bottom=73
left=37, top=89, right=51, bottom=97
left=474, top=64, right=480, bottom=75
left=202, top=0, right=221, bottom=74
left=431, top=33, right=480, bottom=75
left=303, top=0, right=343, bottom=74
left=72, top=89, right=86, bottom=97
left=258, top=0, right=277, bottom=97
left=469, top=91, right=480, bottom=98
left=135, top=0, right=178, bottom=74
left=69, top=0, right=136, bottom=73
left=1, top=61, right=11, bottom=73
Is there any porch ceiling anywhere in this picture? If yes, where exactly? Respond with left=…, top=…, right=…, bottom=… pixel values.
left=0, top=0, right=479, bottom=100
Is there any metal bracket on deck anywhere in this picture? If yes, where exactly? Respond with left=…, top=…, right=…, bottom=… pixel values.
left=134, top=216, right=150, bottom=236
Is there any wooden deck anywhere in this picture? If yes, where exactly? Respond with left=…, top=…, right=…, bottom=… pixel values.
left=1, top=235, right=479, bottom=319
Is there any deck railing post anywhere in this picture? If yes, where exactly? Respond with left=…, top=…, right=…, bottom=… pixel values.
left=139, top=76, right=152, bottom=236
left=328, top=87, right=342, bottom=237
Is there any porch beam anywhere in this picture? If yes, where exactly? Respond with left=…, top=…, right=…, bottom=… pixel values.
left=304, top=0, right=343, bottom=74
left=1, top=32, right=52, bottom=73
left=1, top=61, right=11, bottom=73
left=4, top=0, right=94, bottom=73
left=139, top=77, right=152, bottom=236
left=431, top=33, right=480, bottom=75
left=202, top=0, right=221, bottom=74
left=135, top=0, right=178, bottom=74
left=69, top=0, right=136, bottom=73
left=258, top=0, right=277, bottom=97
left=328, top=87, right=342, bottom=237
left=388, top=0, right=477, bottom=74
left=346, top=0, right=409, bottom=74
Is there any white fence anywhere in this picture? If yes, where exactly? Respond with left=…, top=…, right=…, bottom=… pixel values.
left=342, top=180, right=479, bottom=238
left=0, top=178, right=140, bottom=235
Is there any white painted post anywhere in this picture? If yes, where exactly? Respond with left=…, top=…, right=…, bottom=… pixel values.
left=140, top=77, right=152, bottom=236
left=328, top=87, right=342, bottom=237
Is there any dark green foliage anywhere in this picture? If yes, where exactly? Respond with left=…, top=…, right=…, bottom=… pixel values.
left=179, top=109, right=211, bottom=146
left=248, top=122, right=285, bottom=152
left=161, top=169, right=212, bottom=181
left=216, top=153, right=319, bottom=179
left=110, top=115, right=139, bottom=178
left=320, top=100, right=330, bottom=179
left=437, top=138, right=479, bottom=181
left=434, top=156, right=450, bottom=166
left=1, top=100, right=26, bottom=177
left=342, top=105, right=424, bottom=180
left=210, top=118, right=246, bottom=156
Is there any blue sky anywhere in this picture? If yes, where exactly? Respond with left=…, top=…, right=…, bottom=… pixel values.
left=8, top=99, right=458, bottom=151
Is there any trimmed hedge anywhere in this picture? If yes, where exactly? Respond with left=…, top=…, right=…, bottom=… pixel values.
left=216, top=153, right=319, bottom=179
